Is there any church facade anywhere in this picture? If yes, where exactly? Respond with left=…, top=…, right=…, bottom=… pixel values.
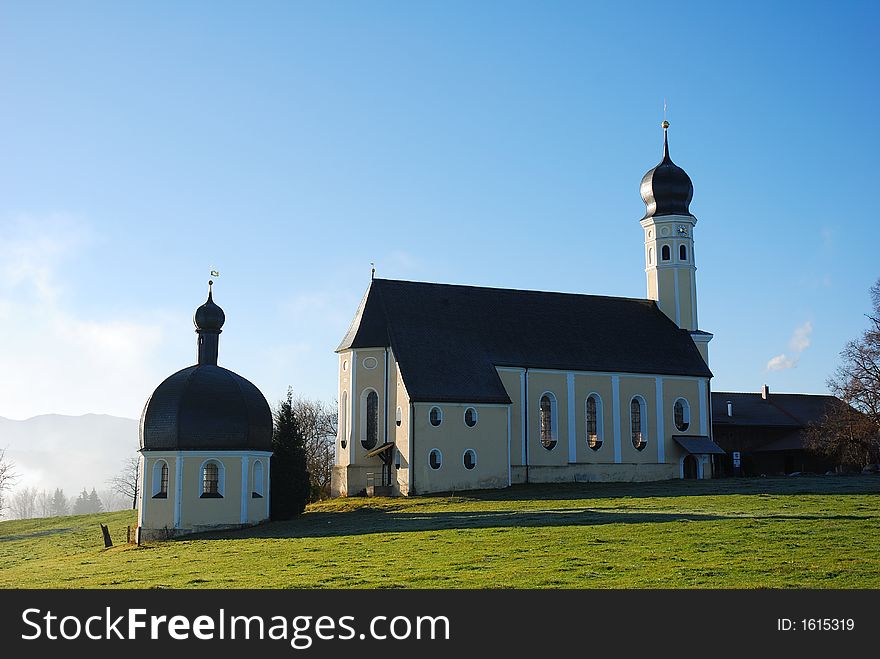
left=332, top=123, right=724, bottom=497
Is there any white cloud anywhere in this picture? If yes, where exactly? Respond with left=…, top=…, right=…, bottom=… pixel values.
left=0, top=215, right=169, bottom=420
left=765, top=321, right=813, bottom=372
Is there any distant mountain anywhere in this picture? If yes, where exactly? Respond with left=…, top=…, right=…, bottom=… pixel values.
left=0, top=414, right=139, bottom=503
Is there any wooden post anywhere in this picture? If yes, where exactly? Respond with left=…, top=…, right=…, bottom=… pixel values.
left=100, top=524, right=113, bottom=548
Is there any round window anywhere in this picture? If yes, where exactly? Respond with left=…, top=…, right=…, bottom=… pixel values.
left=463, top=449, right=476, bottom=470
left=363, top=357, right=378, bottom=370
left=429, top=406, right=442, bottom=427
left=464, top=407, right=478, bottom=428
left=429, top=449, right=442, bottom=470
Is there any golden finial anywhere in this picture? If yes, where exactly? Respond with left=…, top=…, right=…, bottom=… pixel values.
left=662, top=120, right=669, bottom=130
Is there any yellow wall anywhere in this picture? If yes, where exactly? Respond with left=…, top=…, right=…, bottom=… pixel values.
left=411, top=402, right=509, bottom=494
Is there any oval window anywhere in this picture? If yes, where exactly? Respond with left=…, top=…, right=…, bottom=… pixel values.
left=429, top=449, right=442, bottom=470
left=674, top=398, right=690, bottom=432
left=464, top=407, right=478, bottom=428
left=429, top=406, right=442, bottom=427
left=363, top=357, right=378, bottom=370
left=463, top=449, right=476, bottom=470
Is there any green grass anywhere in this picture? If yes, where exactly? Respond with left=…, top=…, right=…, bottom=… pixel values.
left=2, top=476, right=879, bottom=588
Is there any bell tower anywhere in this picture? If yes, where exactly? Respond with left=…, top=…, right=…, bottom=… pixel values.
left=639, top=121, right=711, bottom=363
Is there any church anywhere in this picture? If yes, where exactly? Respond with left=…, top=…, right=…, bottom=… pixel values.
left=332, top=122, right=724, bottom=497
left=136, top=283, right=274, bottom=540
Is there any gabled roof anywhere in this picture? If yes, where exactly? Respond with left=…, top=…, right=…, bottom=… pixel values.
left=338, top=279, right=712, bottom=404
left=711, top=392, right=841, bottom=428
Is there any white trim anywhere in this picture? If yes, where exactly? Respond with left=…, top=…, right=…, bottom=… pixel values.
left=174, top=456, right=183, bottom=529
left=691, top=264, right=698, bottom=329
left=522, top=368, right=707, bottom=381
left=142, top=450, right=273, bottom=459
left=506, top=405, right=512, bottom=486
left=265, top=458, right=271, bottom=519
left=412, top=401, right=509, bottom=409
left=611, top=376, right=621, bottom=463
left=698, top=379, right=708, bottom=435
left=428, top=448, right=442, bottom=470
left=673, top=268, right=681, bottom=326
left=520, top=370, right=527, bottom=465
left=567, top=373, right=576, bottom=463
left=462, top=448, right=477, bottom=470
left=350, top=349, right=357, bottom=453
left=655, top=377, right=665, bottom=464
left=408, top=402, right=414, bottom=493
left=137, top=454, right=146, bottom=528
left=240, top=455, right=249, bottom=524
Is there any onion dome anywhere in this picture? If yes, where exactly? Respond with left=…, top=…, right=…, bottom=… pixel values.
left=194, top=281, right=225, bottom=331
left=139, top=283, right=272, bottom=451
left=640, top=121, right=694, bottom=219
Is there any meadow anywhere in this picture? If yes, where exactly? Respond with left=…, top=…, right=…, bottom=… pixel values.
left=1, top=475, right=878, bottom=588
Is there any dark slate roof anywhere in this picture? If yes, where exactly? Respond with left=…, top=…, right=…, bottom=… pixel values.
left=140, top=365, right=272, bottom=451
left=712, top=392, right=841, bottom=428
left=673, top=435, right=726, bottom=455
left=338, top=279, right=712, bottom=404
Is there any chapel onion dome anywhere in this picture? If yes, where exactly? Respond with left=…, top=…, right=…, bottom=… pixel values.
left=194, top=284, right=225, bottom=331
left=639, top=121, right=695, bottom=219
left=139, top=283, right=272, bottom=452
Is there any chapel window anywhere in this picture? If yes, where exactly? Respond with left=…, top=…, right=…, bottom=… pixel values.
left=540, top=393, right=557, bottom=450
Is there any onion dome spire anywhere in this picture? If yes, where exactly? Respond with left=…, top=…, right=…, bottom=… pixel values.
left=194, top=280, right=225, bottom=365
left=639, top=120, right=695, bottom=219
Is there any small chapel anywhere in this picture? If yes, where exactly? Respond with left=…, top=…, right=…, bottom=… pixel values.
left=332, top=122, right=724, bottom=497
left=136, top=283, right=274, bottom=540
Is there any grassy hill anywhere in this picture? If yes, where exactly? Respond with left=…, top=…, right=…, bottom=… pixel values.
left=1, top=475, right=879, bottom=588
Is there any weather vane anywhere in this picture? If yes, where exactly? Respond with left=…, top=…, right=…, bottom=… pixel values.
left=209, top=267, right=220, bottom=292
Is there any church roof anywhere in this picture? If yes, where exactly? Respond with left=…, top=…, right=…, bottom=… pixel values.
left=140, top=365, right=273, bottom=451
left=338, top=279, right=713, bottom=404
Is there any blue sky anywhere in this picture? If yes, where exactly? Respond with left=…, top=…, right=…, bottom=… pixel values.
left=0, top=1, right=877, bottom=420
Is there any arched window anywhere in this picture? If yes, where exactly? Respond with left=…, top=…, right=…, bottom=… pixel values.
left=463, top=449, right=477, bottom=470
left=152, top=460, right=169, bottom=498
left=362, top=389, right=378, bottom=450
left=674, top=398, right=690, bottom=432
left=661, top=245, right=671, bottom=261
left=631, top=397, right=647, bottom=451
left=429, top=448, right=442, bottom=470
left=429, top=406, right=443, bottom=427
left=340, top=391, right=348, bottom=450
left=396, top=406, right=402, bottom=427
left=464, top=407, right=478, bottom=428
left=201, top=460, right=223, bottom=498
left=586, top=394, right=603, bottom=450
left=252, top=460, right=264, bottom=498
left=648, top=247, right=654, bottom=265
left=680, top=244, right=687, bottom=261
left=540, top=393, right=557, bottom=450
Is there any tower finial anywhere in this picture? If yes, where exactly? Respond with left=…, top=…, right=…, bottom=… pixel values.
left=662, top=119, right=670, bottom=160
left=370, top=262, right=375, bottom=280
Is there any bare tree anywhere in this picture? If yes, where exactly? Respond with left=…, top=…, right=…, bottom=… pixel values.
left=291, top=397, right=338, bottom=500
left=806, top=278, right=880, bottom=467
left=98, top=488, right=129, bottom=513
left=9, top=486, right=38, bottom=520
left=35, top=490, right=53, bottom=518
left=108, top=457, right=140, bottom=509
left=0, top=448, right=17, bottom=518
